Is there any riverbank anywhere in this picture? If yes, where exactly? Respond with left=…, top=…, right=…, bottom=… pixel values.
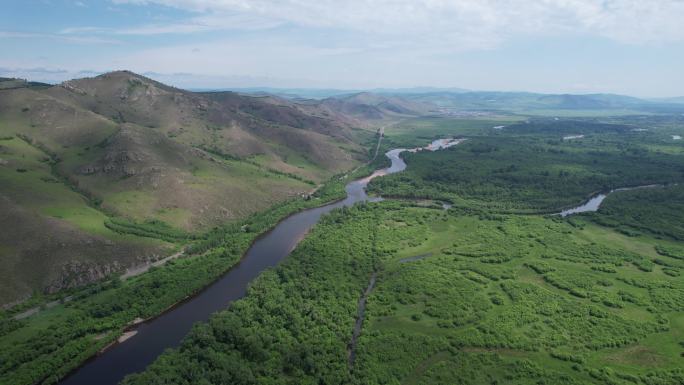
left=121, top=190, right=684, bottom=385
left=0, top=146, right=378, bottom=385
left=558, top=184, right=665, bottom=217
left=55, top=137, right=462, bottom=385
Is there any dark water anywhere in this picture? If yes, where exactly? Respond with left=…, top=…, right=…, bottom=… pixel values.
left=58, top=148, right=412, bottom=385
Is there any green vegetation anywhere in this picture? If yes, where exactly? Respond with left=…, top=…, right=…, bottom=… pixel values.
left=4, top=104, right=684, bottom=385
left=585, top=185, right=684, bottom=240
left=104, top=217, right=195, bottom=242
left=121, top=201, right=684, bottom=385
left=118, top=115, right=684, bottom=385
left=123, top=204, right=379, bottom=385
left=0, top=165, right=354, bottom=385
left=369, top=119, right=684, bottom=213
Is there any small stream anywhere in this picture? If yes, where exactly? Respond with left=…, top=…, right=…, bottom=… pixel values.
left=348, top=272, right=376, bottom=368
left=558, top=184, right=663, bottom=217
left=58, top=138, right=463, bottom=385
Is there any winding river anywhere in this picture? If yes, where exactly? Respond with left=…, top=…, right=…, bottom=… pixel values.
left=558, top=184, right=663, bottom=217
left=58, top=138, right=463, bottom=385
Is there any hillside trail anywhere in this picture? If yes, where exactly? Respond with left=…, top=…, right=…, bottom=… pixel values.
left=309, top=123, right=387, bottom=195
left=351, top=124, right=387, bottom=175
left=12, top=249, right=185, bottom=321
left=120, top=249, right=185, bottom=280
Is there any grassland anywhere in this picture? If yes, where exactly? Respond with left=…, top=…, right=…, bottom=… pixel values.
left=0, top=135, right=170, bottom=303
left=357, top=206, right=684, bottom=385
left=379, top=116, right=524, bottom=147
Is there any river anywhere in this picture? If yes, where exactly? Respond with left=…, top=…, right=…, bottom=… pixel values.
left=558, top=184, right=663, bottom=217
left=58, top=138, right=463, bottom=385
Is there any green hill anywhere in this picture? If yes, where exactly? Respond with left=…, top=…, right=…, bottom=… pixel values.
left=0, top=71, right=369, bottom=305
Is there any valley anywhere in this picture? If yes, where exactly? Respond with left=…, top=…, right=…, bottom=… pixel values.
left=4, top=3, right=684, bottom=385
left=1, top=73, right=684, bottom=385
left=120, top=115, right=684, bottom=385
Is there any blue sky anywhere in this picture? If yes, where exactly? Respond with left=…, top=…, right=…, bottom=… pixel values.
left=2, top=0, right=684, bottom=97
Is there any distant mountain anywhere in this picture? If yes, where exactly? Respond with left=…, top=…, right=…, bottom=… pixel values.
left=200, top=87, right=357, bottom=100
left=400, top=91, right=684, bottom=114
left=213, top=86, right=470, bottom=100
left=0, top=77, right=52, bottom=90
left=651, top=96, right=684, bottom=104
left=234, top=87, right=684, bottom=120
left=317, top=92, right=435, bottom=121
left=242, top=91, right=437, bottom=129
left=0, top=71, right=370, bottom=304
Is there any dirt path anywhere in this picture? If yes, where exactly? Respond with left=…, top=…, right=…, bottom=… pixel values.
left=120, top=249, right=185, bottom=280
left=399, top=252, right=432, bottom=263
left=307, top=125, right=386, bottom=195
left=349, top=125, right=386, bottom=176
left=13, top=249, right=184, bottom=320
left=13, top=296, right=74, bottom=320
left=371, top=126, right=385, bottom=161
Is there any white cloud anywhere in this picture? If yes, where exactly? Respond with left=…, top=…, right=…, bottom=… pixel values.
left=5, top=0, right=683, bottom=95
left=0, top=31, right=121, bottom=44
left=117, top=13, right=282, bottom=34
left=109, top=0, right=684, bottom=45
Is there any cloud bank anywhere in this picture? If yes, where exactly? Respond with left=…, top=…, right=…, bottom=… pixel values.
left=3, top=0, right=684, bottom=96
left=110, top=0, right=684, bottom=46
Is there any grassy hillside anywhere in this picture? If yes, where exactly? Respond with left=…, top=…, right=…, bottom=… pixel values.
left=44, top=71, right=362, bottom=178
left=0, top=71, right=371, bottom=305
left=264, top=92, right=438, bottom=130
left=0, top=135, right=170, bottom=304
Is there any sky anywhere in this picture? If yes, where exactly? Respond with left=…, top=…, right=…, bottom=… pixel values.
left=1, top=0, right=683, bottom=97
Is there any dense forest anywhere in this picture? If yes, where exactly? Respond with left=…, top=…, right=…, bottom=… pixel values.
left=585, top=184, right=684, bottom=241
left=122, top=201, right=684, bottom=384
